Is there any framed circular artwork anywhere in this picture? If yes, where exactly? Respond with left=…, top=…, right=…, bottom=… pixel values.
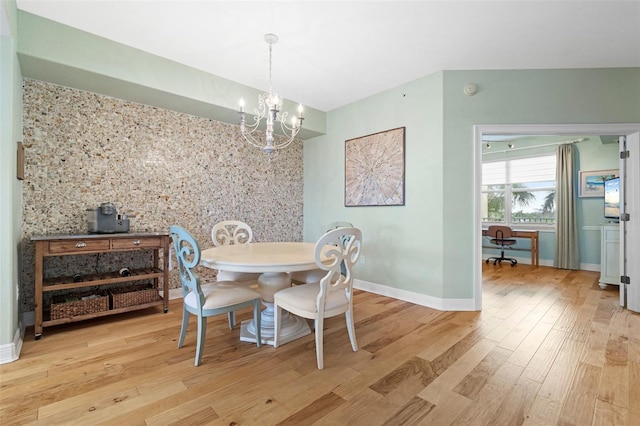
left=345, top=127, right=405, bottom=207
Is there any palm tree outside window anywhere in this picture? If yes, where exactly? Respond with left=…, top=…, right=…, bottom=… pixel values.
left=482, top=155, right=557, bottom=227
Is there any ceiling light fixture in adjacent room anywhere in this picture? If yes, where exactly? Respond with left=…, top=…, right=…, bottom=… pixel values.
left=239, top=33, right=304, bottom=155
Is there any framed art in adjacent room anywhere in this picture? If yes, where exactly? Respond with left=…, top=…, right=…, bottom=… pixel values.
left=579, top=169, right=618, bottom=197
left=345, top=127, right=405, bottom=207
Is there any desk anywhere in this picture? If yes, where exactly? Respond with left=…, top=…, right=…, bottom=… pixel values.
left=201, top=242, right=317, bottom=346
left=482, top=228, right=539, bottom=266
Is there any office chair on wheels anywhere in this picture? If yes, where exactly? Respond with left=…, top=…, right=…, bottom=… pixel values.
left=485, top=225, right=518, bottom=266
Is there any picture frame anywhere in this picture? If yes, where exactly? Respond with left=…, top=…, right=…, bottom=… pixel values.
left=579, top=169, right=618, bottom=198
left=345, top=127, right=405, bottom=207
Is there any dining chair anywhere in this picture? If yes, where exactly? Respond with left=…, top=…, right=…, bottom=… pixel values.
left=274, top=226, right=362, bottom=369
left=290, top=221, right=354, bottom=285
left=211, top=220, right=261, bottom=282
left=170, top=225, right=262, bottom=366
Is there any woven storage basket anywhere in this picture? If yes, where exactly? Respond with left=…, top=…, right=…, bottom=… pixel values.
left=50, top=292, right=109, bottom=320
left=110, top=284, right=161, bottom=309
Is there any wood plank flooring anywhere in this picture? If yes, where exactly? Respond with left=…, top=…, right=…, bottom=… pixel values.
left=1, top=264, right=638, bottom=425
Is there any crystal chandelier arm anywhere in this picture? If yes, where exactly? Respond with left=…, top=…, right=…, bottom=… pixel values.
left=278, top=111, right=303, bottom=135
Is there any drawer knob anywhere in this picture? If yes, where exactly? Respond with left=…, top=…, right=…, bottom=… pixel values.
left=75, top=242, right=87, bottom=248
left=133, top=240, right=141, bottom=246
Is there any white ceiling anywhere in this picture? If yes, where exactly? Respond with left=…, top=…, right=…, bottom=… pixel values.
left=15, top=1, right=640, bottom=112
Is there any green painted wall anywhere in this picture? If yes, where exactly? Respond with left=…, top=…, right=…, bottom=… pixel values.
left=574, top=139, right=623, bottom=264
left=443, top=69, right=639, bottom=298
left=305, top=72, right=446, bottom=296
left=0, top=0, right=23, bottom=352
left=305, top=68, right=640, bottom=301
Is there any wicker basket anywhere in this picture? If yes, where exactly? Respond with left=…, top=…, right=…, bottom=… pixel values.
left=50, top=292, right=109, bottom=320
left=109, top=284, right=161, bottom=309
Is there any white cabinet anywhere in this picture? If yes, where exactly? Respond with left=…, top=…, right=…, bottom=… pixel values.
left=599, top=224, right=620, bottom=289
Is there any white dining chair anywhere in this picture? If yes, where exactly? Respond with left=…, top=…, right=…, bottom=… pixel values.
left=274, top=227, right=362, bottom=369
left=170, top=225, right=262, bottom=366
left=289, top=221, right=354, bottom=285
left=211, top=220, right=261, bottom=283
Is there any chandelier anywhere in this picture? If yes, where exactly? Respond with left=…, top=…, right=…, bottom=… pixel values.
left=239, top=33, right=304, bottom=154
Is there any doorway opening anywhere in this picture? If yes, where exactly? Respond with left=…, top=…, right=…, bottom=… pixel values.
left=473, top=123, right=640, bottom=310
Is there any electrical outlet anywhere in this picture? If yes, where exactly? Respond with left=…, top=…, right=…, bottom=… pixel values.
left=360, top=255, right=366, bottom=264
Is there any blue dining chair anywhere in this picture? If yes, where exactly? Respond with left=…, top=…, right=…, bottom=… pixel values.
left=170, top=225, right=262, bottom=366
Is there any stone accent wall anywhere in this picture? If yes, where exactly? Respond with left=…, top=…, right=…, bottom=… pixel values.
left=21, top=79, right=303, bottom=311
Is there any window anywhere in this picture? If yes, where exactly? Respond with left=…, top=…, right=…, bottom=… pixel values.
left=482, top=154, right=556, bottom=226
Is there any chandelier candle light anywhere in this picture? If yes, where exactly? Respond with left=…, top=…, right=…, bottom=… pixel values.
left=239, top=33, right=304, bottom=154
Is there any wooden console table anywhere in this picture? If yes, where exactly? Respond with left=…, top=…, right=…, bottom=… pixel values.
left=31, top=232, right=170, bottom=339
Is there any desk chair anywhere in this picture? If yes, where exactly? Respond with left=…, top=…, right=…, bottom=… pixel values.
left=170, top=225, right=262, bottom=366
left=485, top=225, right=518, bottom=266
left=274, top=227, right=362, bottom=369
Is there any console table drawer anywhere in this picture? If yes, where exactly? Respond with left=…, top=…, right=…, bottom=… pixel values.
left=111, top=237, right=162, bottom=250
left=48, top=239, right=110, bottom=254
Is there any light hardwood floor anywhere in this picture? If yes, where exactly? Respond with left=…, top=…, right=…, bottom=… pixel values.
left=1, top=264, right=638, bottom=425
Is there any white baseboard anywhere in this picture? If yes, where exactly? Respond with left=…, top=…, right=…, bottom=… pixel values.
left=0, top=322, right=24, bottom=364
left=168, top=288, right=183, bottom=300
left=483, top=254, right=601, bottom=271
left=354, top=258, right=602, bottom=313
left=580, top=263, right=600, bottom=272
left=23, top=310, right=35, bottom=327
left=354, top=279, right=476, bottom=311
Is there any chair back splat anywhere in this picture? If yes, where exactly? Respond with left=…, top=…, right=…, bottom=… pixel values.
left=211, top=220, right=253, bottom=246
left=171, top=225, right=204, bottom=304
left=290, top=221, right=354, bottom=285
left=274, top=227, right=362, bottom=369
left=211, top=220, right=260, bottom=284
left=315, top=228, right=361, bottom=315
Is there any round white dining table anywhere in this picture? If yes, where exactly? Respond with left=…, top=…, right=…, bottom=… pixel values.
left=200, top=242, right=318, bottom=346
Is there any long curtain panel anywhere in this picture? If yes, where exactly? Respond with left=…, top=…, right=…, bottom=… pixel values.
left=554, top=144, right=580, bottom=269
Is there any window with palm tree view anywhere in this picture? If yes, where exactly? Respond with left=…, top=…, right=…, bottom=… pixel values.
left=482, top=154, right=556, bottom=226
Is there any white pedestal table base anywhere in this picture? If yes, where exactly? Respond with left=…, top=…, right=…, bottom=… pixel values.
left=240, top=304, right=311, bottom=346
left=239, top=271, right=311, bottom=346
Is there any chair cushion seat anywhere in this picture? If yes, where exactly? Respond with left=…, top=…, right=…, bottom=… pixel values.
left=275, top=282, right=348, bottom=313
left=184, top=281, right=260, bottom=311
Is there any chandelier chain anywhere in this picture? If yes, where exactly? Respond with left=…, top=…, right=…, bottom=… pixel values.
left=268, top=41, right=273, bottom=94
